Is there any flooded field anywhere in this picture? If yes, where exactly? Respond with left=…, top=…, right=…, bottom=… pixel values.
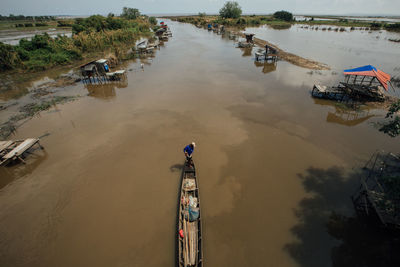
left=0, top=28, right=72, bottom=45
left=246, top=25, right=400, bottom=71
left=294, top=15, right=400, bottom=23
left=1, top=20, right=400, bottom=267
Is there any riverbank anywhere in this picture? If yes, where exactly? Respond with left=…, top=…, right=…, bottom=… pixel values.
left=0, top=43, right=161, bottom=139
left=0, top=15, right=154, bottom=72
left=0, top=14, right=159, bottom=139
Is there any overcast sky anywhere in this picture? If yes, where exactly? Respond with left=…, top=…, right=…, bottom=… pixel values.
left=1, top=0, right=399, bottom=16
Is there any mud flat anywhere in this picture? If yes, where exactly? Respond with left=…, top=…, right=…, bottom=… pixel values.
left=0, top=49, right=153, bottom=139
left=248, top=33, right=330, bottom=70
left=216, top=27, right=331, bottom=70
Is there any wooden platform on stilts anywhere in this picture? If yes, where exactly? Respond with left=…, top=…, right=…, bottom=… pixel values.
left=0, top=138, right=43, bottom=166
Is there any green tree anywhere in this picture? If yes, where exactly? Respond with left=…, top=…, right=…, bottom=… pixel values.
left=273, top=10, right=293, bottom=22
left=121, top=7, right=140, bottom=20
left=149, top=17, right=157, bottom=25
left=198, top=12, right=206, bottom=17
left=379, top=100, right=400, bottom=137
left=219, top=1, right=242, bottom=19
left=0, top=42, right=22, bottom=70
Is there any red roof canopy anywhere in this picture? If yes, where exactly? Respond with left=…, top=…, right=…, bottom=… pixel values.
left=343, top=65, right=391, bottom=90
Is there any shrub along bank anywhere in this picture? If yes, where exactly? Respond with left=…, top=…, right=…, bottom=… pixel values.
left=0, top=12, right=153, bottom=72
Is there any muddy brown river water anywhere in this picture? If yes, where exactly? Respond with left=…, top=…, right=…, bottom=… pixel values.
left=1, top=20, right=400, bottom=267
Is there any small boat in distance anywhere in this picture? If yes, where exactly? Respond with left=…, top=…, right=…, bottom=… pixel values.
left=178, top=161, right=203, bottom=267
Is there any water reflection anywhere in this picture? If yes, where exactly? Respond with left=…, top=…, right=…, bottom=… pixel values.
left=0, top=67, right=76, bottom=101
left=253, top=61, right=277, bottom=74
left=287, top=165, right=400, bottom=267
left=327, top=212, right=400, bottom=267
left=285, top=166, right=360, bottom=267
left=0, top=148, right=48, bottom=190
left=326, top=111, right=375, bottom=127
left=85, top=81, right=128, bottom=100
left=240, top=47, right=253, bottom=57
left=0, top=84, right=29, bottom=101
left=313, top=99, right=376, bottom=127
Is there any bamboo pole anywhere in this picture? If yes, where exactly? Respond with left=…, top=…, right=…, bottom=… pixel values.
left=389, top=81, right=396, bottom=92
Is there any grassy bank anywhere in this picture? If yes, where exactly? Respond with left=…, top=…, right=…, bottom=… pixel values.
left=0, top=14, right=155, bottom=72
left=170, top=15, right=400, bottom=31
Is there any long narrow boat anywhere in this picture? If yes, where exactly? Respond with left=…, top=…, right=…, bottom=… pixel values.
left=178, top=161, right=203, bottom=267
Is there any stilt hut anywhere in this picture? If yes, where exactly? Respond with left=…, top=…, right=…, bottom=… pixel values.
left=352, top=152, right=400, bottom=230
left=254, top=60, right=277, bottom=74
left=155, top=28, right=166, bottom=37
left=244, top=33, right=255, bottom=43
left=255, top=44, right=278, bottom=62
left=340, top=65, right=392, bottom=101
left=312, top=65, right=393, bottom=102
left=80, top=59, right=126, bottom=83
left=238, top=33, right=255, bottom=48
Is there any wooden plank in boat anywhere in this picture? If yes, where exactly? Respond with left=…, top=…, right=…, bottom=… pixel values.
left=188, top=220, right=198, bottom=265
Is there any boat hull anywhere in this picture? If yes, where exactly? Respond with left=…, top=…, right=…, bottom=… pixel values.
left=177, top=161, right=203, bottom=267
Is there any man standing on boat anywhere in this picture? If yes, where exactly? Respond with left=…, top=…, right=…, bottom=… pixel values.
left=183, top=142, right=195, bottom=167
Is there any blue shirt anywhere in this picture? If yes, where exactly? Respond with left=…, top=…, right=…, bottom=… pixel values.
left=183, top=145, right=194, bottom=156
left=104, top=64, right=109, bottom=72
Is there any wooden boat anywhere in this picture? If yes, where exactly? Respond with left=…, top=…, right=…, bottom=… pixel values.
left=178, top=161, right=203, bottom=267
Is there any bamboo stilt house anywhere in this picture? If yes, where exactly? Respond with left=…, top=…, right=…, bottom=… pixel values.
left=312, top=65, right=393, bottom=102
left=340, top=65, right=392, bottom=101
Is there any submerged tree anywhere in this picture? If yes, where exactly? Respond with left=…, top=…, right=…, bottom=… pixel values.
left=121, top=7, right=140, bottom=20
left=219, top=1, right=242, bottom=19
left=273, top=10, right=293, bottom=22
left=379, top=100, right=400, bottom=137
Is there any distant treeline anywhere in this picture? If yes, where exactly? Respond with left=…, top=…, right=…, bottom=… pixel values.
left=13, top=20, right=74, bottom=28
left=374, top=22, right=400, bottom=31
left=0, top=14, right=56, bottom=21
left=0, top=9, right=156, bottom=72
left=173, top=14, right=400, bottom=32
